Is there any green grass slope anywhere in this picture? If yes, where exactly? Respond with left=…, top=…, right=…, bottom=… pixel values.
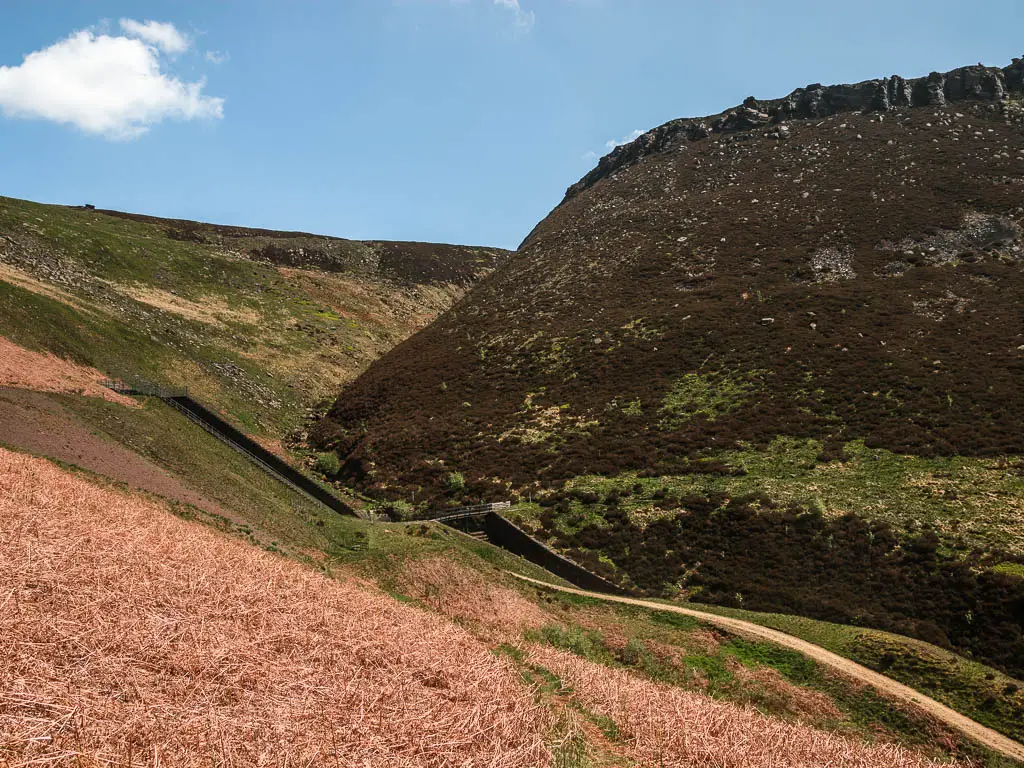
left=0, top=195, right=508, bottom=437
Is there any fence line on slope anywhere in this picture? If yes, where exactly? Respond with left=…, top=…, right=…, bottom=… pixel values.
left=437, top=506, right=629, bottom=596
left=102, top=378, right=355, bottom=517
left=103, top=376, right=626, bottom=593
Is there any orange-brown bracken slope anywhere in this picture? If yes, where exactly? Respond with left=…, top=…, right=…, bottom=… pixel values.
left=0, top=335, right=135, bottom=406
left=530, top=645, right=959, bottom=768
left=0, top=447, right=550, bottom=767
left=399, top=556, right=550, bottom=636
left=0, top=447, right=985, bottom=767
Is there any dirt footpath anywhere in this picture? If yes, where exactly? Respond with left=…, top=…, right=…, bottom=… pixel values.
left=510, top=572, right=1024, bottom=763
left=0, top=387, right=230, bottom=522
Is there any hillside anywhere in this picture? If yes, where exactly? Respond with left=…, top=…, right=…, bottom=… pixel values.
left=4, top=443, right=1020, bottom=766
left=1, top=335, right=1021, bottom=763
left=313, top=60, right=1024, bottom=673
left=0, top=195, right=509, bottom=437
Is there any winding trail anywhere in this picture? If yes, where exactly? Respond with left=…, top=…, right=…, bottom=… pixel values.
left=509, top=572, right=1024, bottom=763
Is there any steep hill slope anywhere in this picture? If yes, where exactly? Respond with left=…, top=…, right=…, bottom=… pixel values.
left=314, top=59, right=1024, bottom=673
left=4, top=445, right=1017, bottom=766
left=2, top=344, right=1020, bottom=763
left=0, top=196, right=508, bottom=437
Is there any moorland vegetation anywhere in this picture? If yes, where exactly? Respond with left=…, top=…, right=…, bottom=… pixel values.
left=314, top=60, right=1024, bottom=674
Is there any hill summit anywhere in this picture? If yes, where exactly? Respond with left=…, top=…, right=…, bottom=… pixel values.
left=316, top=56, right=1024, bottom=493
left=313, top=57, right=1024, bottom=673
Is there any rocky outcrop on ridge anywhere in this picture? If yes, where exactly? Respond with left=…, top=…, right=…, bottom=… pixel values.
left=565, top=59, right=1024, bottom=200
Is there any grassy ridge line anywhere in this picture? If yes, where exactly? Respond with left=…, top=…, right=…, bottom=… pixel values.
left=509, top=572, right=1024, bottom=763
left=0, top=195, right=506, bottom=437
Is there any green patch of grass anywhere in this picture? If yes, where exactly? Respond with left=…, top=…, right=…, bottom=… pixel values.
left=646, top=609, right=699, bottom=631
left=552, top=733, right=591, bottom=768
left=522, top=663, right=568, bottom=696
left=543, top=436, right=1024, bottom=556
left=722, top=637, right=819, bottom=685
left=548, top=591, right=606, bottom=610
left=659, top=369, right=765, bottom=428
left=621, top=398, right=642, bottom=416
left=386, top=591, right=428, bottom=610
left=493, top=643, right=526, bottom=663
left=533, top=336, right=574, bottom=376
left=581, top=710, right=620, bottom=743
left=832, top=685, right=934, bottom=742
left=620, top=317, right=661, bottom=342
left=529, top=624, right=614, bottom=663
left=651, top=599, right=1024, bottom=746
left=681, top=652, right=734, bottom=686
left=993, top=562, right=1024, bottom=580
left=0, top=280, right=173, bottom=380
left=316, top=451, right=341, bottom=476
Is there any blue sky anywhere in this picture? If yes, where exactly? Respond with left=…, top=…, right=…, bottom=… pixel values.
left=1, top=1, right=1023, bottom=249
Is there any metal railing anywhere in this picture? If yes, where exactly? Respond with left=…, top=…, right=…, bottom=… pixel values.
left=100, top=375, right=354, bottom=517
left=100, top=377, right=187, bottom=399
left=427, top=500, right=511, bottom=522
left=430, top=505, right=629, bottom=596
left=162, top=396, right=315, bottom=503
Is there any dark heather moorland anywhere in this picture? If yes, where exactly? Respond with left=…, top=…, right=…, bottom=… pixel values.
left=313, top=60, right=1024, bottom=676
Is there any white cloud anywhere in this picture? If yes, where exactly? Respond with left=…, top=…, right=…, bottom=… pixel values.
left=605, top=128, right=644, bottom=150
left=493, top=0, right=535, bottom=30
left=205, top=50, right=229, bottom=64
left=0, top=26, right=224, bottom=140
left=119, top=18, right=189, bottom=55
left=582, top=150, right=598, bottom=161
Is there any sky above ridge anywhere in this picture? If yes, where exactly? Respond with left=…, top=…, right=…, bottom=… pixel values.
left=2, top=1, right=1023, bottom=249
